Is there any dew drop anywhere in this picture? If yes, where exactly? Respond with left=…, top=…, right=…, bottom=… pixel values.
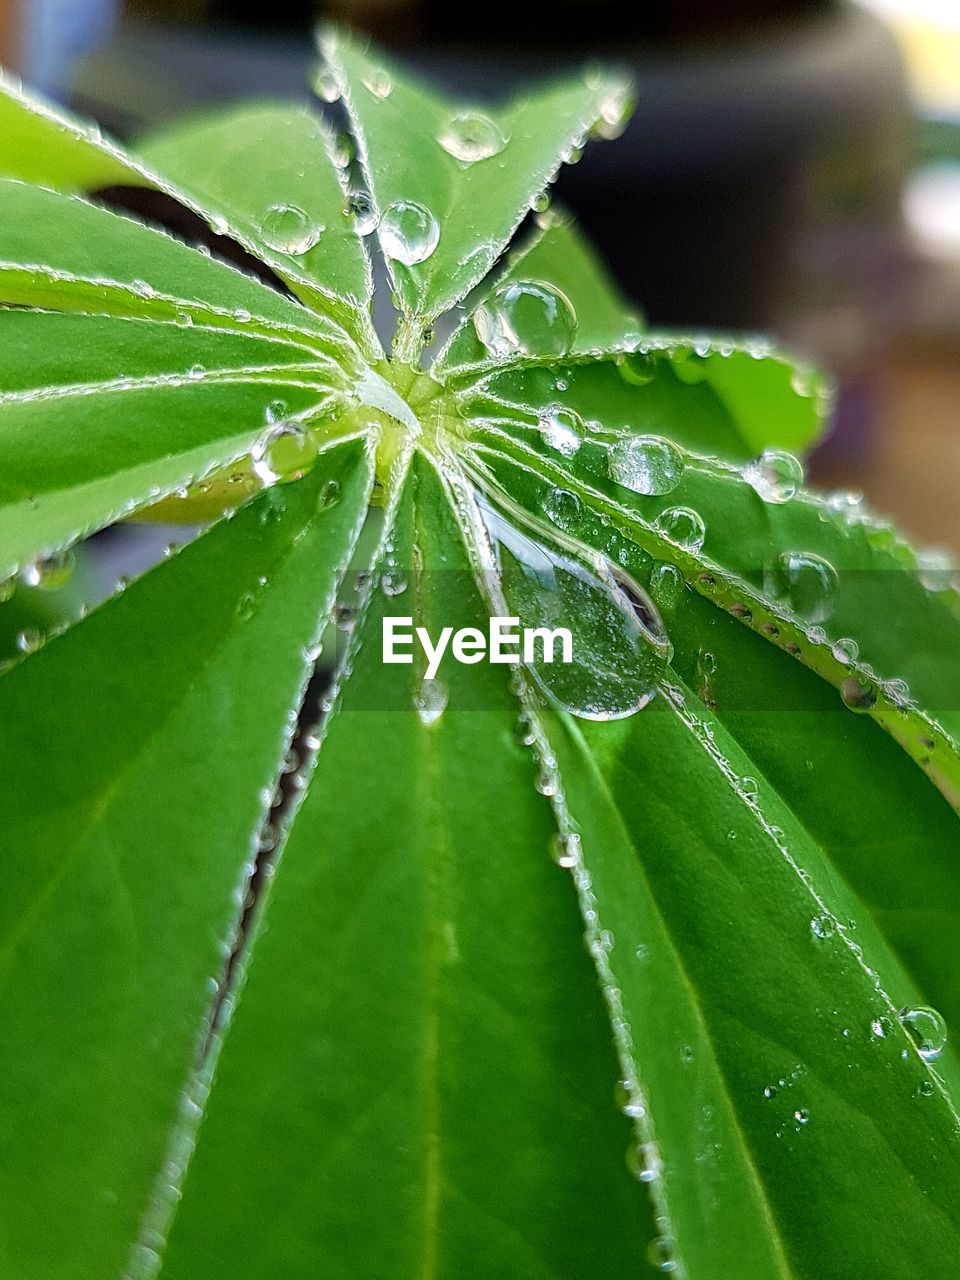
left=541, top=486, right=582, bottom=528
left=649, top=562, right=685, bottom=609
left=480, top=493, right=671, bottom=721
left=916, top=548, right=956, bottom=593
left=0, top=577, right=15, bottom=603
left=22, top=548, right=75, bottom=591
left=344, top=191, right=378, bottom=236
left=538, top=405, right=584, bottom=456
left=871, top=1015, right=893, bottom=1039
left=811, top=913, right=837, bottom=940
left=252, top=424, right=320, bottom=486
left=840, top=676, right=877, bottom=713
left=438, top=111, right=506, bottom=163
left=260, top=203, right=324, bottom=256
left=16, top=628, right=43, bottom=654
left=362, top=67, right=393, bottom=99
left=608, top=436, right=684, bottom=497
left=312, top=63, right=340, bottom=101
left=473, top=280, right=578, bottom=358
left=237, top=592, right=256, bottom=621
left=794, top=1108, right=811, bottom=1125
left=898, top=1005, right=947, bottom=1061
left=765, top=551, right=840, bottom=624
left=414, top=679, right=448, bottom=727
left=381, top=570, right=408, bottom=597
left=831, top=636, right=859, bottom=665
left=549, top=832, right=582, bottom=868
left=617, top=350, right=657, bottom=387
left=379, top=201, right=440, bottom=266
left=745, top=450, right=805, bottom=504
left=655, top=505, right=706, bottom=551
left=763, top=1084, right=778, bottom=1099
left=627, top=1140, right=662, bottom=1183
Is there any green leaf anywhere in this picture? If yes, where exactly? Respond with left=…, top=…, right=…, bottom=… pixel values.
left=0, top=442, right=372, bottom=1280
left=136, top=103, right=378, bottom=351
left=534, top=684, right=960, bottom=1279
left=158, top=456, right=656, bottom=1280
left=451, top=340, right=828, bottom=469
left=437, top=212, right=640, bottom=373
left=322, top=26, right=631, bottom=337
left=0, top=308, right=350, bottom=577
left=0, top=69, right=142, bottom=191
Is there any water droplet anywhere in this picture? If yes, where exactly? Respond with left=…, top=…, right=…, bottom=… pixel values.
left=437, top=111, right=506, bottom=163
left=608, top=436, right=684, bottom=497
left=594, top=79, right=635, bottom=140
left=763, top=1084, right=778, bottom=1099
left=252, top=424, right=320, bottom=486
left=414, top=679, right=448, bottom=726
left=237, top=592, right=256, bottom=621
left=362, top=67, right=393, bottom=99
left=627, top=1140, right=662, bottom=1183
left=617, top=350, right=657, bottom=387
left=831, top=636, right=859, bottom=665
left=765, top=551, right=839, bottom=624
left=871, top=1015, right=893, bottom=1039
left=840, top=676, right=877, bottom=713
left=473, top=280, right=578, bottom=359
left=260, top=203, right=324, bottom=256
left=655, top=505, right=705, bottom=551
left=538, top=405, right=584, bottom=456
left=381, top=571, right=408, bottom=597
left=794, top=1108, right=811, bottom=1125
left=649, top=562, right=685, bottom=609
left=669, top=349, right=709, bottom=384
left=22, top=548, right=75, bottom=591
left=745, top=450, right=805, bottom=504
left=541, top=486, right=582, bottom=529
left=916, top=548, right=956, bottom=593
left=530, top=189, right=551, bottom=214
left=16, top=628, right=43, bottom=654
left=344, top=192, right=378, bottom=236
left=550, top=832, right=582, bottom=868
left=898, top=1005, right=947, bottom=1061
left=811, top=914, right=837, bottom=940
left=379, top=201, right=440, bottom=266
left=480, top=493, right=672, bottom=721
left=918, top=1079, right=936, bottom=1098
left=0, top=577, right=15, bottom=603
left=312, top=64, right=341, bottom=102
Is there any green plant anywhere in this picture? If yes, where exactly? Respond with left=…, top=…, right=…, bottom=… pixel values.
left=1, top=26, right=960, bottom=1280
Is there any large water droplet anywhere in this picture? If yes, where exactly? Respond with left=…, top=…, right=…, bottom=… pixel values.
left=473, top=280, right=578, bottom=359
left=379, top=201, right=440, bottom=266
left=840, top=676, right=877, bottom=713
left=608, top=436, right=684, bottom=497
left=438, top=111, right=507, bottom=163
left=16, top=628, right=44, bottom=654
left=744, top=450, right=805, bottom=504
left=252, top=424, right=320, bottom=486
left=898, top=1005, right=947, bottom=1061
left=362, top=67, right=393, bottom=99
left=260, top=203, right=324, bottom=256
left=312, top=64, right=341, bottom=102
left=414, top=679, right=448, bottom=727
left=22, top=548, right=75, bottom=591
left=764, top=551, right=840, bottom=623
left=480, top=493, right=671, bottom=721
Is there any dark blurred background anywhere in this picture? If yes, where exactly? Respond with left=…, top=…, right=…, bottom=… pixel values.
left=2, top=0, right=959, bottom=554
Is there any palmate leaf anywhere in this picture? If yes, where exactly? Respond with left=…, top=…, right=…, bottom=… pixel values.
left=0, top=23, right=959, bottom=1280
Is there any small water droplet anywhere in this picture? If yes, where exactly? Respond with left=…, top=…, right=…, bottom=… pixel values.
left=608, top=436, right=684, bottom=497
left=414, top=679, right=448, bottom=726
left=745, top=450, right=805, bottom=504
left=871, top=1015, right=893, bottom=1039
left=530, top=189, right=551, bottom=214
left=237, top=592, right=256, bottom=621
left=379, top=201, right=440, bottom=266
left=437, top=111, right=507, bottom=163
left=252, top=424, right=320, bottom=486
left=22, top=548, right=75, bottom=591
left=898, top=1005, right=947, bottom=1061
left=627, top=1140, right=662, bottom=1183
left=260, top=203, right=324, bottom=256
left=841, top=676, right=877, bottom=713
left=831, top=636, right=859, bottom=665
left=916, top=548, right=956, bottom=593
left=381, top=571, right=408, bottom=597
left=474, top=280, right=578, bottom=358
left=617, top=350, right=657, bottom=387
left=549, top=832, right=582, bottom=868
left=649, top=562, right=685, bottom=609
left=541, top=486, right=582, bottom=528
left=362, top=67, right=393, bottom=99
left=312, top=64, right=341, bottom=102
left=655, top=505, right=706, bottom=551
left=16, top=628, right=43, bottom=654
left=765, top=551, right=840, bottom=624
left=794, top=1108, right=811, bottom=1125
left=538, top=405, right=584, bottom=456
left=918, top=1079, right=936, bottom=1098
left=811, top=913, right=837, bottom=940
left=344, top=191, right=378, bottom=236
left=763, top=1084, right=778, bottom=1099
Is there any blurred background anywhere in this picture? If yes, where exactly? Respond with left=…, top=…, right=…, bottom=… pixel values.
left=0, top=0, right=958, bottom=563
